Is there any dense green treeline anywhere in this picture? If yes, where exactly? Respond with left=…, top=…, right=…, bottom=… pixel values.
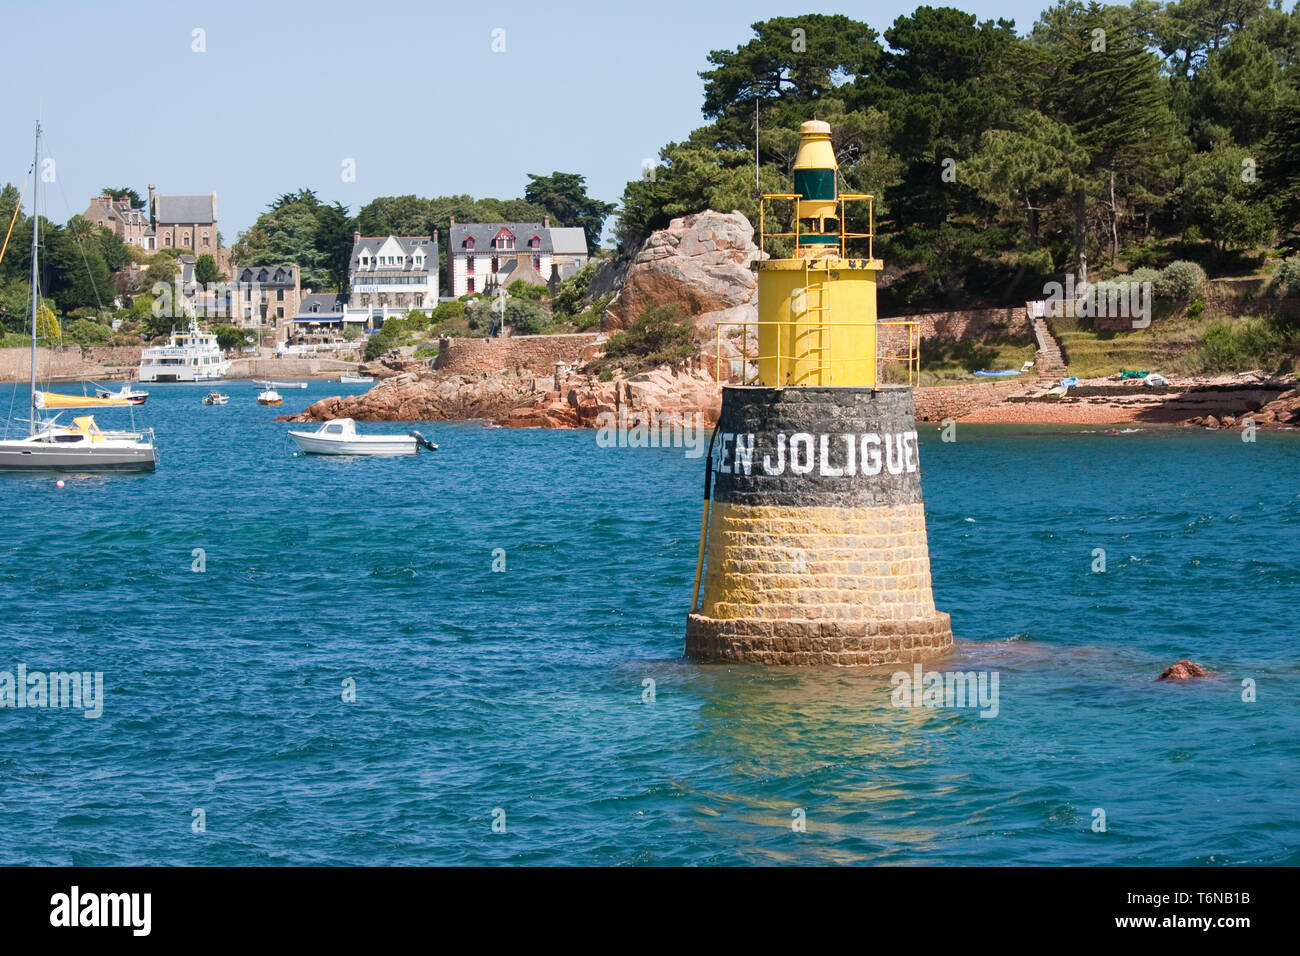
left=621, top=1, right=1300, bottom=310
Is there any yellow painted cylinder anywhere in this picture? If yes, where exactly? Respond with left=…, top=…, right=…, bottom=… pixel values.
left=755, top=259, right=882, bottom=387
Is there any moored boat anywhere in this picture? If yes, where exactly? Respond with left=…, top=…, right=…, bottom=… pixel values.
left=0, top=123, right=156, bottom=474
left=138, top=319, right=231, bottom=382
left=255, top=379, right=307, bottom=389
left=288, top=418, right=436, bottom=456
left=257, top=388, right=283, bottom=406
left=94, top=384, right=149, bottom=404
left=202, top=392, right=229, bottom=406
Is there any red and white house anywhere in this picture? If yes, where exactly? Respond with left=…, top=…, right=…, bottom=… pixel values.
left=447, top=217, right=588, bottom=297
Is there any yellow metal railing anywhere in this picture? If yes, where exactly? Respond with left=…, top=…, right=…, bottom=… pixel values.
left=714, top=320, right=919, bottom=389
left=758, top=192, right=875, bottom=260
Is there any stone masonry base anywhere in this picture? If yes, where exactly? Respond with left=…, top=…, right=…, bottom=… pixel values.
left=685, top=611, right=953, bottom=666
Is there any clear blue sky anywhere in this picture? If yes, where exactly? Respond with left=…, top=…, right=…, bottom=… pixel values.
left=1, top=0, right=1051, bottom=243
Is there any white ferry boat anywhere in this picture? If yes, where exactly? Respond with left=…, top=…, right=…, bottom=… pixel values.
left=138, top=319, right=232, bottom=383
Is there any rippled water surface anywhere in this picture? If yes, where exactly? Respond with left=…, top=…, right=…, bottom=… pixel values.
left=1, top=382, right=1297, bottom=865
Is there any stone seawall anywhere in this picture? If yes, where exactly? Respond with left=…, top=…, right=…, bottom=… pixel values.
left=227, top=357, right=357, bottom=379
left=434, top=333, right=603, bottom=376
left=0, top=347, right=104, bottom=382
left=913, top=381, right=1025, bottom=421
left=882, top=305, right=1030, bottom=345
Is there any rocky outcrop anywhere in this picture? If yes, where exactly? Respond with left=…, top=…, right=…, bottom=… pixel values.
left=604, top=210, right=759, bottom=332
left=501, top=364, right=721, bottom=429
left=276, top=362, right=722, bottom=429
left=1250, top=388, right=1300, bottom=427
left=1157, top=660, right=1209, bottom=681
left=276, top=372, right=537, bottom=422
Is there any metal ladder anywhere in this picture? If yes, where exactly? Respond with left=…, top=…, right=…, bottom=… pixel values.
left=799, top=260, right=833, bottom=386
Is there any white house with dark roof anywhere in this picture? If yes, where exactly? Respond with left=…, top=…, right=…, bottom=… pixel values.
left=344, top=233, right=439, bottom=327
left=447, top=217, right=588, bottom=297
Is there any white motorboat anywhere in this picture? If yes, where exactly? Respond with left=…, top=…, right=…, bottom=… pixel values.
left=339, top=374, right=374, bottom=384
left=94, top=384, right=149, bottom=404
left=257, top=388, right=283, bottom=406
left=0, top=124, right=156, bottom=474
left=288, top=418, right=436, bottom=457
left=255, top=379, right=308, bottom=389
left=202, top=392, right=229, bottom=406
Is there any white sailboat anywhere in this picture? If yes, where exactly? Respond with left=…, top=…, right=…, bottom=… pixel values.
left=0, top=124, right=156, bottom=473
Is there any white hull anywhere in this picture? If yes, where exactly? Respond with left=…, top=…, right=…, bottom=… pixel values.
left=0, top=436, right=156, bottom=472
left=137, top=364, right=230, bottom=383
left=289, top=432, right=417, bottom=456
left=139, top=320, right=231, bottom=382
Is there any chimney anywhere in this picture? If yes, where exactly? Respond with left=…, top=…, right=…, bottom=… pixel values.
left=543, top=214, right=550, bottom=229
left=211, top=191, right=218, bottom=224
left=147, top=184, right=156, bottom=225
left=449, top=216, right=455, bottom=228
left=353, top=230, right=360, bottom=244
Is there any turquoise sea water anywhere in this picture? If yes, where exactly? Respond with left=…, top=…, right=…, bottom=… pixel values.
left=1, top=381, right=1297, bottom=865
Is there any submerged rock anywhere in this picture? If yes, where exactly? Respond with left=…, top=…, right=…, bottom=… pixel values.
left=1157, top=659, right=1209, bottom=681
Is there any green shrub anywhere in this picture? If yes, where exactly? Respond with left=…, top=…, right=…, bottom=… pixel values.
left=552, top=262, right=596, bottom=318
left=1266, top=257, right=1300, bottom=298
left=378, top=315, right=411, bottom=336
left=596, top=304, right=697, bottom=374
left=573, top=310, right=601, bottom=330
left=403, top=308, right=430, bottom=332
left=64, top=318, right=112, bottom=345
left=211, top=324, right=246, bottom=352
left=1126, top=243, right=1164, bottom=269
left=365, top=331, right=396, bottom=360
left=414, top=343, right=438, bottom=359
left=505, top=298, right=549, bottom=335
left=598, top=369, right=613, bottom=382
left=1156, top=261, right=1207, bottom=301
left=466, top=298, right=493, bottom=332
left=1128, top=267, right=1161, bottom=289
left=429, top=300, right=466, bottom=324
left=1195, top=317, right=1298, bottom=373
left=507, top=279, right=547, bottom=300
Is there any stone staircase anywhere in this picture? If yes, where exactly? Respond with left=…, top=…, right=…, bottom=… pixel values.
left=1029, top=315, right=1068, bottom=386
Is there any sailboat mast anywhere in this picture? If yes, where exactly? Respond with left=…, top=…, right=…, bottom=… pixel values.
left=28, top=123, right=40, bottom=436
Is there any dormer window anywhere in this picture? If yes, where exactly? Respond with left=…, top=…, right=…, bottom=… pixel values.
left=465, top=237, right=475, bottom=250
left=529, top=235, right=540, bottom=248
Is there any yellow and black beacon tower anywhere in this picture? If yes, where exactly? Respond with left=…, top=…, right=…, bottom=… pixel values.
left=686, top=120, right=953, bottom=665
